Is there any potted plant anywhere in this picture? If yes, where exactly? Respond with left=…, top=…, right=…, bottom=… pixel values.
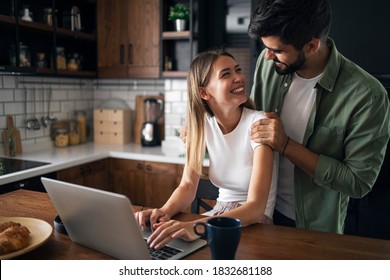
left=168, top=3, right=190, bottom=32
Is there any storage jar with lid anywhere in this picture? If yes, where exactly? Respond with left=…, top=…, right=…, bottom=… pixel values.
left=56, top=47, right=66, bottom=70
left=54, top=128, right=69, bottom=147
left=43, top=8, right=53, bottom=26
left=69, top=121, right=80, bottom=145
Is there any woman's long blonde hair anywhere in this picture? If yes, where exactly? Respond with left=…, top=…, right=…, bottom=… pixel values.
left=185, top=48, right=255, bottom=179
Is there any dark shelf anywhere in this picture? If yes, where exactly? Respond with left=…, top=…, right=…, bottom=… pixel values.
left=162, top=31, right=197, bottom=40
left=0, top=14, right=16, bottom=24
left=1, top=0, right=97, bottom=78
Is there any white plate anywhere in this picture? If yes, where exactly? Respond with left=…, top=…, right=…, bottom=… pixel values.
left=0, top=217, right=53, bottom=260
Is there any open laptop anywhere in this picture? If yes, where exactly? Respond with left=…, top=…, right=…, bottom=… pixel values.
left=41, top=177, right=207, bottom=260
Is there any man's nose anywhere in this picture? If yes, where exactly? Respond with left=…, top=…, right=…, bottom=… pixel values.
left=264, top=48, right=276, bottom=60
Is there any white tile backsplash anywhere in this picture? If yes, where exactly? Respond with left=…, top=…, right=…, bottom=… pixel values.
left=0, top=75, right=187, bottom=152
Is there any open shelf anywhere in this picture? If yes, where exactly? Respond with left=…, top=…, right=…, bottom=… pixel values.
left=0, top=0, right=97, bottom=78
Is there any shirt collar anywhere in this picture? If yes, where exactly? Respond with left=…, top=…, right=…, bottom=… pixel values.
left=317, top=38, right=342, bottom=94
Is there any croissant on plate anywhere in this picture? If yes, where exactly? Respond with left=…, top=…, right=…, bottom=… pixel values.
left=0, top=221, right=31, bottom=255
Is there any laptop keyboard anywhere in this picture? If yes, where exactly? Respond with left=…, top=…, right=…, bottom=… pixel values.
left=144, top=239, right=182, bottom=260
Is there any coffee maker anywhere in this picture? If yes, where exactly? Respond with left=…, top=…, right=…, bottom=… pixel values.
left=141, top=98, right=164, bottom=146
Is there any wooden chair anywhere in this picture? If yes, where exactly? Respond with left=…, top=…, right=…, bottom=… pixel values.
left=191, top=179, right=219, bottom=214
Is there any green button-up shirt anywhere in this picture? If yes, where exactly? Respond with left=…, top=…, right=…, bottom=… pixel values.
left=250, top=39, right=390, bottom=233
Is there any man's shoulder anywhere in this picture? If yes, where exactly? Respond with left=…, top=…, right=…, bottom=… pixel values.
left=339, top=59, right=386, bottom=95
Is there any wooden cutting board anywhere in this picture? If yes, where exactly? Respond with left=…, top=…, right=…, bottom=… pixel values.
left=2, top=115, right=23, bottom=156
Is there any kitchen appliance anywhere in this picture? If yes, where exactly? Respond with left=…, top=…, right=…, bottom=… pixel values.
left=0, top=157, right=49, bottom=177
left=141, top=98, right=163, bottom=146
left=0, top=161, right=54, bottom=194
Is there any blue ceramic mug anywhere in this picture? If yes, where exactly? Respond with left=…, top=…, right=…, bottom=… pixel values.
left=194, top=217, right=242, bottom=260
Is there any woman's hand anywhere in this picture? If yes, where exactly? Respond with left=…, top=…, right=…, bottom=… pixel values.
left=147, top=220, right=199, bottom=250
left=135, top=208, right=170, bottom=232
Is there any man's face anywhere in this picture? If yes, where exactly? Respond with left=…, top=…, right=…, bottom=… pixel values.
left=261, top=36, right=305, bottom=75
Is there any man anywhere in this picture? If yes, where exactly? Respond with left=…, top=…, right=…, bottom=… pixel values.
left=247, top=0, right=390, bottom=233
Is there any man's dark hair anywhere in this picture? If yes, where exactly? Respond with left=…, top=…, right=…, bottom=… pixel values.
left=248, top=0, right=332, bottom=50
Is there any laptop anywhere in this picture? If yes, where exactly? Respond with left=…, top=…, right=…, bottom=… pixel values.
left=41, top=177, right=207, bottom=260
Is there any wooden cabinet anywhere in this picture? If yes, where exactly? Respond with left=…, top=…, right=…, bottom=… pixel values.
left=57, top=159, right=111, bottom=191
left=110, top=158, right=179, bottom=208
left=56, top=157, right=215, bottom=214
left=97, top=0, right=160, bottom=78
left=143, top=160, right=179, bottom=208
left=0, top=0, right=97, bottom=77
left=109, top=158, right=145, bottom=206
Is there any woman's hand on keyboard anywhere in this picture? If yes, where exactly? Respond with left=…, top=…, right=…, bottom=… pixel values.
left=135, top=208, right=170, bottom=232
left=148, top=220, right=199, bottom=250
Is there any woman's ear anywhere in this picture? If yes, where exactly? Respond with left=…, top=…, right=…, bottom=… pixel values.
left=199, top=87, right=209, bottom=100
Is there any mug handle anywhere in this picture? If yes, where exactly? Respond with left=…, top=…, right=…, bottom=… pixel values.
left=193, top=222, right=207, bottom=238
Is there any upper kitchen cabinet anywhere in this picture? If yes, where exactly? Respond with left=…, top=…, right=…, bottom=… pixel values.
left=97, top=0, right=160, bottom=79
left=0, top=0, right=97, bottom=77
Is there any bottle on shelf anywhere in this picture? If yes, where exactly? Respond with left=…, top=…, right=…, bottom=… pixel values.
left=21, top=7, right=33, bottom=22
left=56, top=47, right=67, bottom=70
left=43, top=8, right=53, bottom=26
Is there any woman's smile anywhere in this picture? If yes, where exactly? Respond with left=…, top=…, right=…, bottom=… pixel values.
left=231, top=86, right=245, bottom=95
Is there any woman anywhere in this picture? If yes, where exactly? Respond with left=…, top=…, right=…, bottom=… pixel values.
left=136, top=48, right=277, bottom=250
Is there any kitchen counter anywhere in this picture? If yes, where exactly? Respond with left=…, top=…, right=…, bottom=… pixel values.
left=0, top=142, right=200, bottom=186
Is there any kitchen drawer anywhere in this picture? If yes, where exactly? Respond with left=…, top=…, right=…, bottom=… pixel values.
left=94, top=120, right=127, bottom=133
left=94, top=131, right=130, bottom=145
left=94, top=109, right=130, bottom=122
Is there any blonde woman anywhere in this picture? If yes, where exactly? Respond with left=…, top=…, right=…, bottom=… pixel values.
left=136, top=48, right=278, bottom=250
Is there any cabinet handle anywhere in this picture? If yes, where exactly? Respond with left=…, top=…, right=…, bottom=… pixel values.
left=128, top=44, right=133, bottom=64
left=120, top=44, right=125, bottom=65
left=146, top=165, right=152, bottom=171
left=137, top=163, right=143, bottom=170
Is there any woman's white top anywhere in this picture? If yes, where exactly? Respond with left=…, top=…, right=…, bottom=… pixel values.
left=204, top=107, right=278, bottom=218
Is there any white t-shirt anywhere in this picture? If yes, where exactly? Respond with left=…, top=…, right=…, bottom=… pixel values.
left=277, top=72, right=322, bottom=220
left=205, top=107, right=278, bottom=218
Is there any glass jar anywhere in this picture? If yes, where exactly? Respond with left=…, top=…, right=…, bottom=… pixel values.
left=56, top=47, right=66, bottom=70
left=43, top=8, right=53, bottom=26
left=36, top=52, right=47, bottom=68
left=54, top=128, right=69, bottom=148
left=75, top=111, right=87, bottom=143
left=69, top=121, right=80, bottom=145
left=19, top=44, right=31, bottom=67
left=67, top=58, right=79, bottom=71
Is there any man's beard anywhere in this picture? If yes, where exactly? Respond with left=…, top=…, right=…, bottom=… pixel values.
left=273, top=51, right=305, bottom=75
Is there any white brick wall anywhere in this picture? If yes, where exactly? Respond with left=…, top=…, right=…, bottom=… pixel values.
left=0, top=75, right=187, bottom=152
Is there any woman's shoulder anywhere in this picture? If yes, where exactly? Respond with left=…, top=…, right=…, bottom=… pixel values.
left=243, top=107, right=266, bottom=120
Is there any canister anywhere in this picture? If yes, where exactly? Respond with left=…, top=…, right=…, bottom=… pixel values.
left=69, top=121, right=80, bottom=145
left=54, top=128, right=69, bottom=147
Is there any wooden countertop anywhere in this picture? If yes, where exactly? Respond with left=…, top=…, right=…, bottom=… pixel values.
left=1, top=190, right=390, bottom=260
